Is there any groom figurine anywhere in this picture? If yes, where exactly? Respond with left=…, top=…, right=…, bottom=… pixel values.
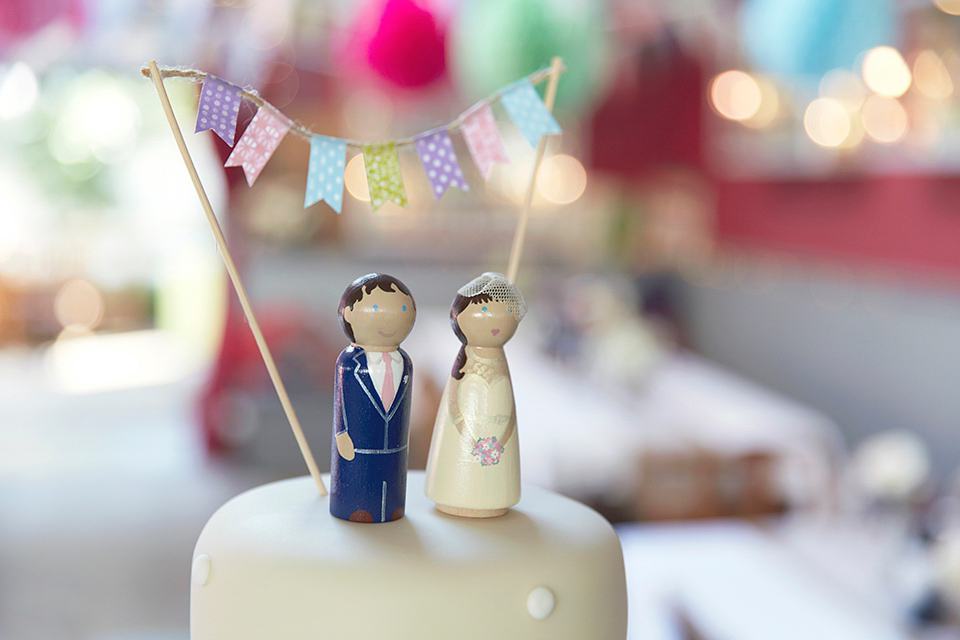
left=331, top=273, right=416, bottom=523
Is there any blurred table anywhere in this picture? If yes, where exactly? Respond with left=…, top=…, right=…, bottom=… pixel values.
left=619, top=520, right=910, bottom=640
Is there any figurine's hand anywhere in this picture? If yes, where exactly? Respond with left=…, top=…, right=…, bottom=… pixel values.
left=336, top=432, right=355, bottom=461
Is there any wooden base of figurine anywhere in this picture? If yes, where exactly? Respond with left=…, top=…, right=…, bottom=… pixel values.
left=435, top=504, right=509, bottom=518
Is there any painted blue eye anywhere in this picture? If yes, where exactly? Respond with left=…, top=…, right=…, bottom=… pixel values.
left=508, top=308, right=513, bottom=314
left=373, top=305, right=378, bottom=310
left=481, top=306, right=488, bottom=312
left=402, top=305, right=407, bottom=311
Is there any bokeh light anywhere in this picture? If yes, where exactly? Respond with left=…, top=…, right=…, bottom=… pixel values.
left=537, top=154, right=586, bottom=205
left=49, top=71, right=141, bottom=165
left=934, top=0, right=960, bottom=15
left=54, top=279, right=105, bottom=331
left=803, top=98, right=852, bottom=147
left=0, top=62, right=39, bottom=120
left=862, top=95, right=908, bottom=143
left=862, top=46, right=912, bottom=98
left=913, top=50, right=953, bottom=100
left=344, top=154, right=370, bottom=202
left=710, top=70, right=763, bottom=121
left=819, top=69, right=868, bottom=109
left=742, top=75, right=780, bottom=128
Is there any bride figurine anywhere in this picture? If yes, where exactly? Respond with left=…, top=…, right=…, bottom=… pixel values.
left=424, top=273, right=527, bottom=517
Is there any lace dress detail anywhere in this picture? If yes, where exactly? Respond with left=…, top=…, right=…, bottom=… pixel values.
left=424, top=348, right=521, bottom=511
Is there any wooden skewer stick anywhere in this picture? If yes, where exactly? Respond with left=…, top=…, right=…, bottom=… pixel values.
left=506, top=56, right=564, bottom=284
left=146, top=60, right=328, bottom=496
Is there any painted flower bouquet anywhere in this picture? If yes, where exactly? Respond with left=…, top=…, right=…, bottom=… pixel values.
left=472, top=436, right=503, bottom=466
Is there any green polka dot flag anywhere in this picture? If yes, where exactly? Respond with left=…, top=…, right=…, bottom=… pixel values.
left=363, top=142, right=408, bottom=211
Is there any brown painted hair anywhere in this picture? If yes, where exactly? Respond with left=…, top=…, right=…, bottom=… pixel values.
left=449, top=292, right=494, bottom=380
left=339, top=273, right=415, bottom=342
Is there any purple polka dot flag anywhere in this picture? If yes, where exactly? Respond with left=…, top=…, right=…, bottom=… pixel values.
left=414, top=128, right=469, bottom=200
left=224, top=106, right=292, bottom=186
left=460, top=102, right=509, bottom=181
left=500, top=80, right=562, bottom=148
left=195, top=74, right=243, bottom=146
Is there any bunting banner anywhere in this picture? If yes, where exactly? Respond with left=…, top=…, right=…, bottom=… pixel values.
left=500, top=80, right=562, bottom=148
left=414, top=128, right=469, bottom=199
left=363, top=142, right=407, bottom=211
left=305, top=135, right=347, bottom=213
left=151, top=62, right=563, bottom=213
left=195, top=74, right=243, bottom=146
left=224, top=106, right=292, bottom=186
left=460, top=103, right=510, bottom=181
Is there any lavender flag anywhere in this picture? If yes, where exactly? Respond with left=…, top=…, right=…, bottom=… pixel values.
left=195, top=74, right=243, bottom=146
left=414, top=128, right=469, bottom=200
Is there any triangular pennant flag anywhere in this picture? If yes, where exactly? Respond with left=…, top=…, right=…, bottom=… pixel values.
left=500, top=80, right=562, bottom=148
left=460, top=103, right=509, bottom=180
left=195, top=74, right=243, bottom=146
left=363, top=142, right=407, bottom=211
left=305, top=135, right=347, bottom=213
left=414, top=128, right=469, bottom=200
left=224, top=106, right=292, bottom=186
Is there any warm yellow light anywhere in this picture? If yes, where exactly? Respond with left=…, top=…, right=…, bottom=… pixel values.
left=537, top=154, right=587, bottom=205
left=54, top=279, right=104, bottom=331
left=862, top=47, right=912, bottom=98
left=913, top=50, right=953, bottom=99
left=803, top=98, right=851, bottom=148
left=819, top=69, right=868, bottom=109
left=862, top=95, right=908, bottom=143
left=742, top=75, right=780, bottom=128
left=710, top=70, right=763, bottom=121
left=344, top=154, right=370, bottom=202
left=934, top=0, right=960, bottom=15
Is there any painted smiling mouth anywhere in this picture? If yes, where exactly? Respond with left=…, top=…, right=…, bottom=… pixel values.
left=491, top=328, right=500, bottom=336
left=378, top=330, right=396, bottom=337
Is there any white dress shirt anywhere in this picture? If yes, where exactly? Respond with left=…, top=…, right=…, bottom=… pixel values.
left=366, top=350, right=402, bottom=406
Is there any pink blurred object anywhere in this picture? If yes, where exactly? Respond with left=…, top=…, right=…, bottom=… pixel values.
left=0, top=0, right=84, bottom=49
left=339, top=0, right=448, bottom=91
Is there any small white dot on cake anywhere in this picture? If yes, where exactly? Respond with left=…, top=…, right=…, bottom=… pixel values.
left=192, top=554, right=212, bottom=586
left=526, top=586, right=555, bottom=620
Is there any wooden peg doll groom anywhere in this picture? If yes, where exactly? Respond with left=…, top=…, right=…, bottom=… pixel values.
left=330, top=273, right=416, bottom=523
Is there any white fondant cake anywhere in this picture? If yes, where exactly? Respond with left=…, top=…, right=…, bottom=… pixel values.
left=191, top=471, right=628, bottom=639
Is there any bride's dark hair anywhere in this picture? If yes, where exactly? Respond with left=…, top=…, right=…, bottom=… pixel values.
left=450, top=292, right=493, bottom=380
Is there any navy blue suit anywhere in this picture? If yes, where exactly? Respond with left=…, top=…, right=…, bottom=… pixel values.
left=330, top=345, right=412, bottom=522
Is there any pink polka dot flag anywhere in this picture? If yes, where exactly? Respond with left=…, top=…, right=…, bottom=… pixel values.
left=460, top=103, right=509, bottom=181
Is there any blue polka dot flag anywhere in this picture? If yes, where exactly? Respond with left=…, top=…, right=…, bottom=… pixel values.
left=195, top=74, right=243, bottom=146
left=305, top=135, right=347, bottom=213
left=500, top=80, right=562, bottom=148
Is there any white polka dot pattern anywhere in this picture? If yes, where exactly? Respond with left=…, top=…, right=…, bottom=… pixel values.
left=414, top=128, right=469, bottom=200
left=224, top=106, right=292, bottom=186
left=195, top=74, right=243, bottom=146
left=460, top=104, right=509, bottom=181
left=305, top=135, right=347, bottom=213
left=500, top=80, right=562, bottom=148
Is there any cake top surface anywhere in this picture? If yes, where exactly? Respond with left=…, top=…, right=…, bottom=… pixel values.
left=197, top=471, right=618, bottom=567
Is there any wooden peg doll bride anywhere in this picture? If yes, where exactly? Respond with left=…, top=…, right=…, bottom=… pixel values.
left=425, top=273, right=527, bottom=517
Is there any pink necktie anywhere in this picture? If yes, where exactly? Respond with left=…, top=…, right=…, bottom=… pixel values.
left=381, top=352, right=395, bottom=410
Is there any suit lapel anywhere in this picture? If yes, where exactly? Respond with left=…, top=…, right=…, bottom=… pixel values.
left=384, top=356, right=409, bottom=421
left=352, top=350, right=387, bottom=419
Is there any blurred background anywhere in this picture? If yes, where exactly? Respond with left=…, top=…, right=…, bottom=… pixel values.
left=1, top=0, right=960, bottom=638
